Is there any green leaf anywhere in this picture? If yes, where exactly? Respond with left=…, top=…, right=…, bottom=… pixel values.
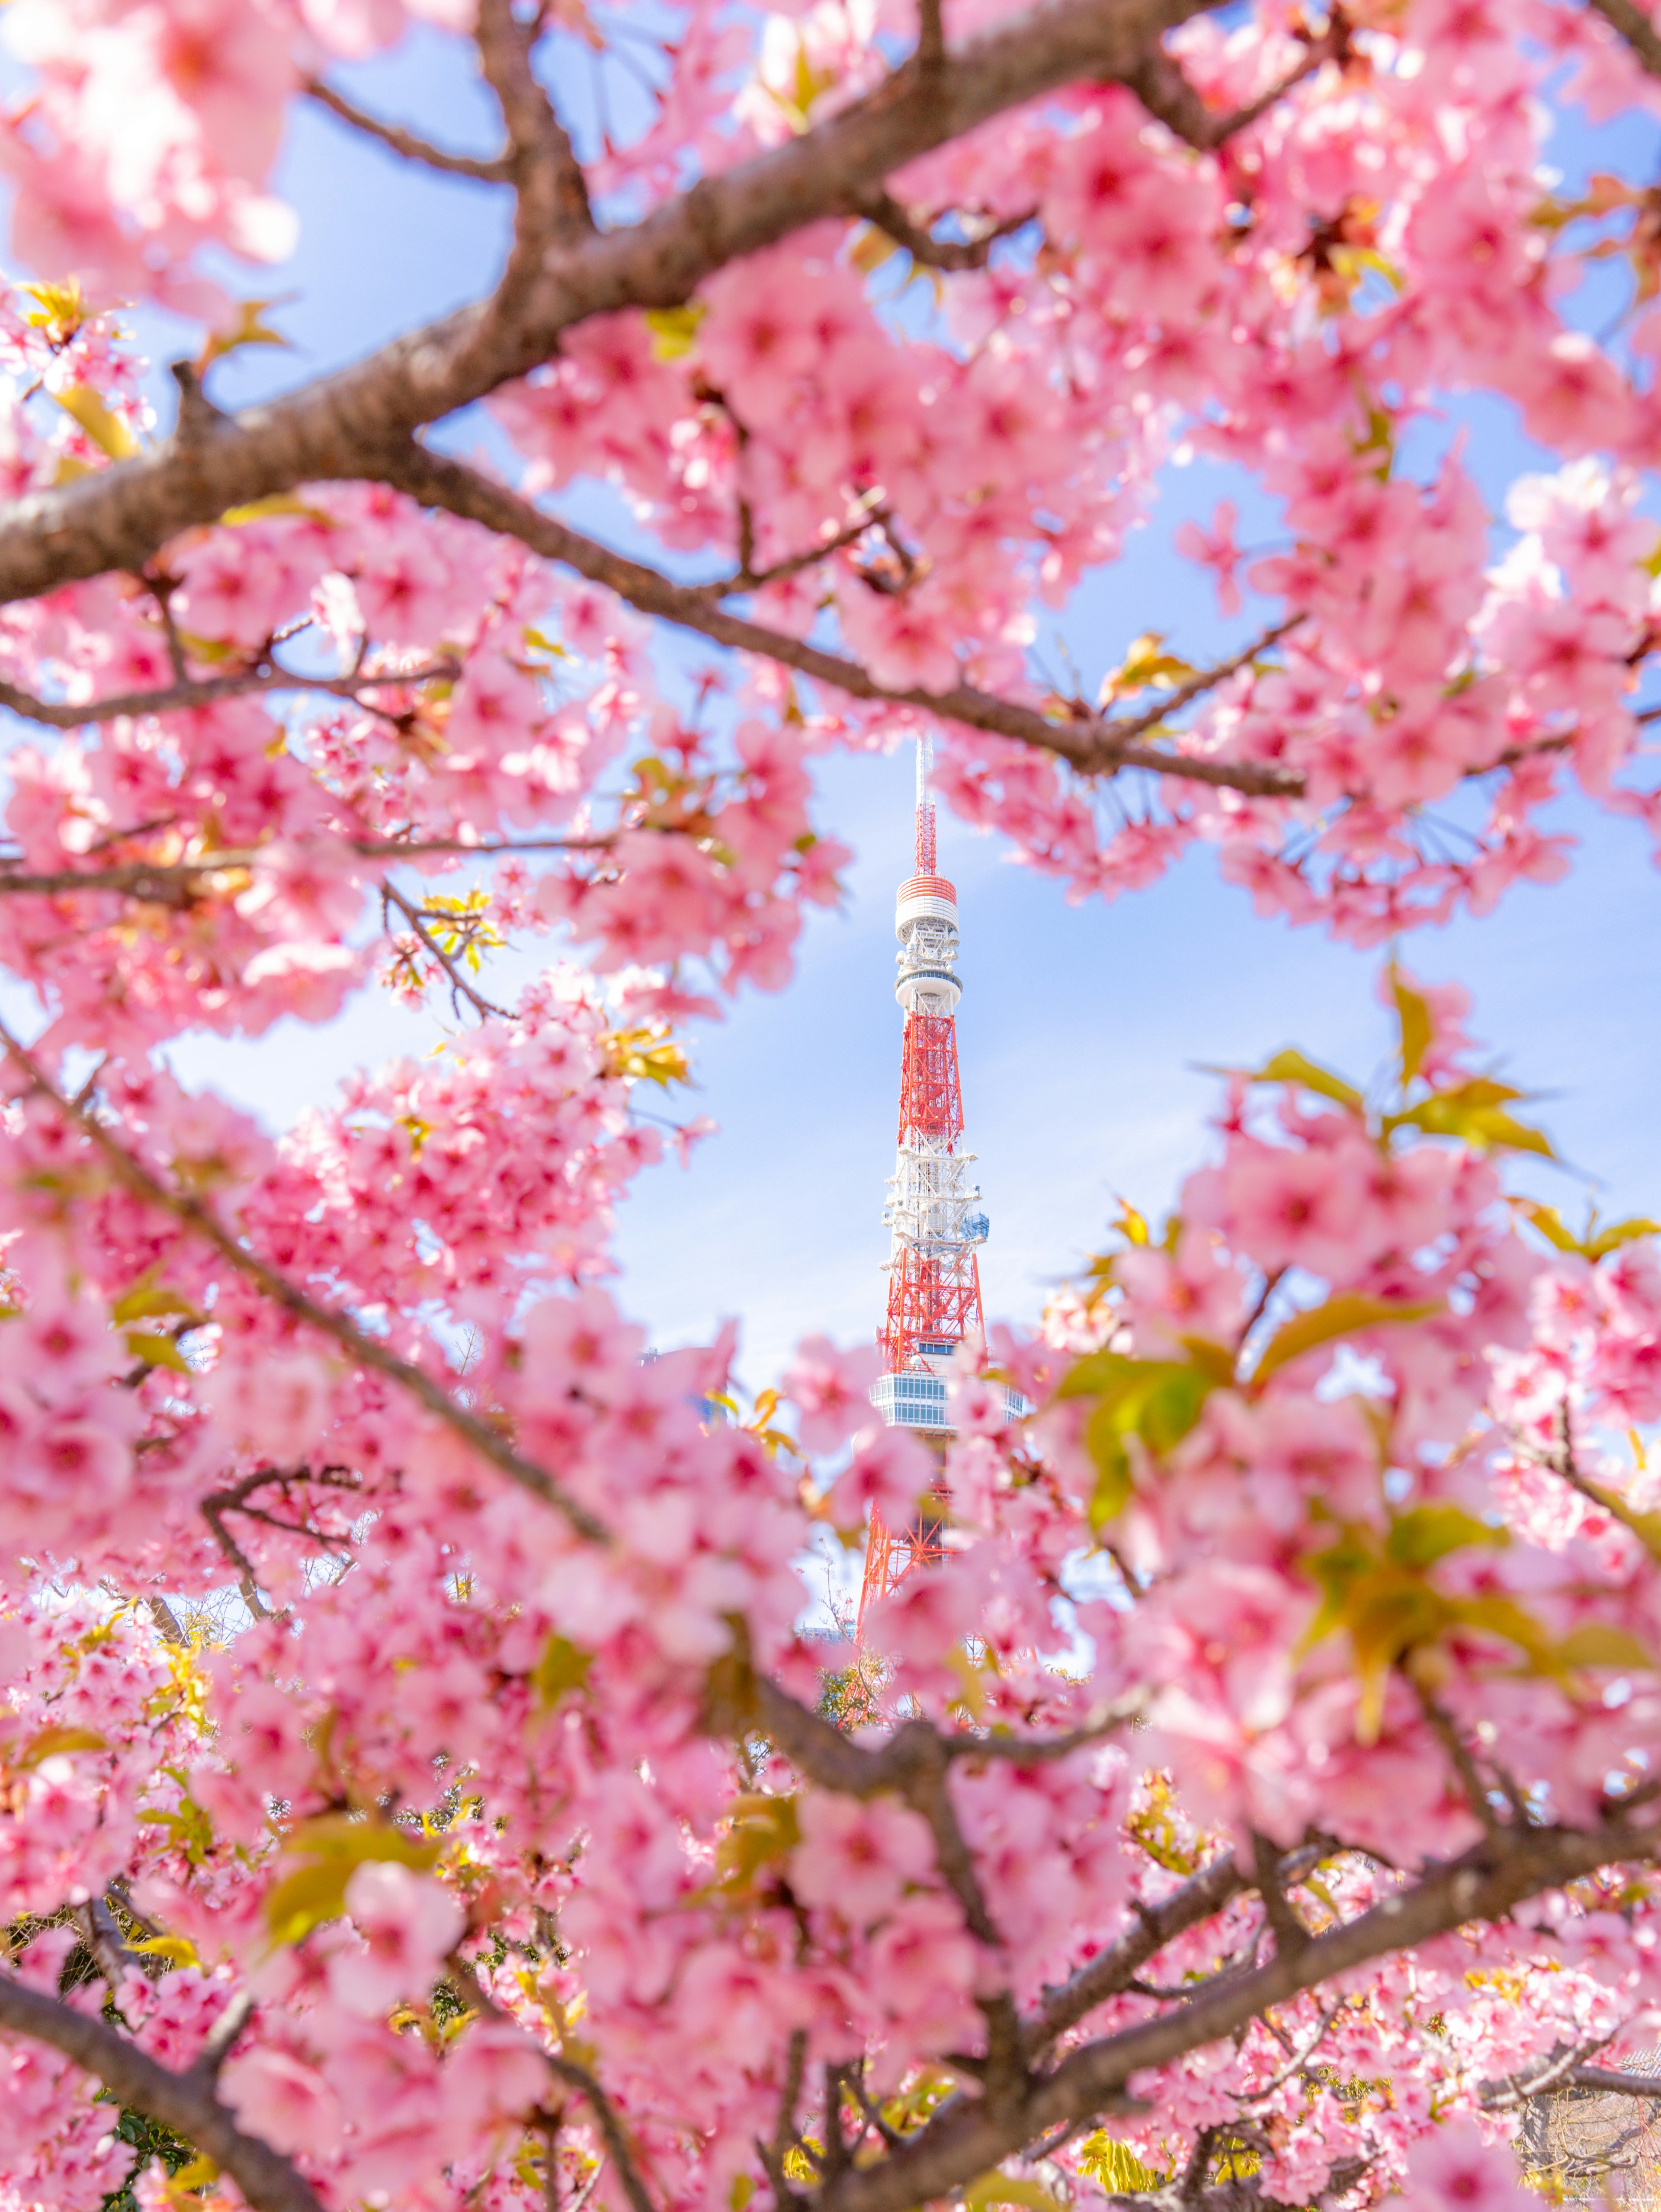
left=1080, top=1360, right=1216, bottom=1529
left=1251, top=1049, right=1365, bottom=1114
left=532, top=1633, right=593, bottom=1711
left=1391, top=966, right=1434, bottom=1086
left=1253, top=1292, right=1442, bottom=1386
left=1384, top=1502, right=1506, bottom=1571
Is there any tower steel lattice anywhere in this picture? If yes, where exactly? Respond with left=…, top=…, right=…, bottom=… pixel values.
left=858, top=739, right=1015, bottom=1632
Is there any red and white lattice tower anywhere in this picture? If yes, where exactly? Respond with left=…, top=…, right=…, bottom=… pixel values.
left=858, top=737, right=1004, bottom=1631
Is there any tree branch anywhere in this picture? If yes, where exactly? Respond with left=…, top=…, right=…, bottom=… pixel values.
left=0, top=0, right=1222, bottom=606
left=544, top=2054, right=660, bottom=2212
left=0, top=1971, right=321, bottom=2212
left=1124, top=26, right=1337, bottom=151
left=382, top=877, right=511, bottom=1021
left=304, top=78, right=514, bottom=181
left=852, top=192, right=1037, bottom=270
left=476, top=0, right=593, bottom=262
left=792, top=1811, right=1661, bottom=2212
left=0, top=657, right=460, bottom=732
left=1583, top=0, right=1661, bottom=76
left=382, top=445, right=1306, bottom=797
left=0, top=1019, right=611, bottom=1545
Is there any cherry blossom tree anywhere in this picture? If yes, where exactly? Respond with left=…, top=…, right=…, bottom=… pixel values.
left=5, top=7, right=1661, bottom=2212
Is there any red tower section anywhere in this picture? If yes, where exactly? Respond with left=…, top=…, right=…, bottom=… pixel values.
left=858, top=780, right=983, bottom=1631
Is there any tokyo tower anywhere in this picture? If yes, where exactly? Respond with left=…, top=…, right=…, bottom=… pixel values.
left=858, top=738, right=1016, bottom=1629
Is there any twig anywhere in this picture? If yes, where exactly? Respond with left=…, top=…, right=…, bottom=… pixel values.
left=543, top=2055, right=659, bottom=2212
left=382, top=878, right=511, bottom=1021
left=304, top=78, right=513, bottom=181
left=0, top=1019, right=611, bottom=1545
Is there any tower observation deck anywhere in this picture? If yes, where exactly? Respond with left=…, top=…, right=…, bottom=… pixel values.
left=860, top=738, right=1023, bottom=1626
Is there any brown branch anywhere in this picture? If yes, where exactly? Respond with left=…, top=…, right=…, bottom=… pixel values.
left=1584, top=0, right=1661, bottom=75
left=543, top=2054, right=660, bottom=2212
left=0, top=656, right=459, bottom=731
left=304, top=78, right=514, bottom=181
left=1125, top=26, right=1338, bottom=150
left=852, top=192, right=1037, bottom=270
left=477, top=0, right=593, bottom=259
left=383, top=445, right=1306, bottom=797
left=0, top=1971, right=322, bottom=2212
left=0, top=1019, right=611, bottom=1545
left=0, top=831, right=614, bottom=904
left=0, top=0, right=1223, bottom=606
left=382, top=878, right=510, bottom=1021
left=798, top=1810, right=1661, bottom=2212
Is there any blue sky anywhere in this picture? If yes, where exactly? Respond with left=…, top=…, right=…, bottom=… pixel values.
left=15, top=24, right=1661, bottom=1401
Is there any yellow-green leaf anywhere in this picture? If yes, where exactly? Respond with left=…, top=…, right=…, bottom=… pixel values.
left=264, top=1813, right=443, bottom=1946
left=130, top=1934, right=200, bottom=1967
left=1586, top=1217, right=1661, bottom=1260
left=1057, top=1348, right=1138, bottom=1402
left=1253, top=1292, right=1442, bottom=1386
left=645, top=304, right=706, bottom=361
left=53, top=386, right=139, bottom=461
left=15, top=1724, right=106, bottom=1767
left=1391, top=965, right=1434, bottom=1086
left=199, top=298, right=291, bottom=367
left=1385, top=1502, right=1506, bottom=1571
left=220, top=493, right=332, bottom=527
left=1076, top=2136, right=1162, bottom=2193
left=1251, top=1049, right=1365, bottom=1114
left=123, top=1328, right=193, bottom=1374
left=532, top=1633, right=593, bottom=1711
left=112, top=1274, right=205, bottom=1327
left=1555, top=1622, right=1654, bottom=1673
left=964, top=2175, right=1070, bottom=2212
left=1113, top=1195, right=1150, bottom=1246
left=1388, top=1077, right=1553, bottom=1157
left=715, top=1791, right=800, bottom=1892
left=850, top=224, right=901, bottom=275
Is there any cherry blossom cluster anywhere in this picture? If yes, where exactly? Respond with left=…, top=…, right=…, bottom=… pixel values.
left=2, top=7, right=1661, bottom=2212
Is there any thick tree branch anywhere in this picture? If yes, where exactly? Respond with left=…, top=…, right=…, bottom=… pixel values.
left=794, top=1810, right=1661, bottom=2212
left=0, top=0, right=1222, bottom=606
left=383, top=446, right=1306, bottom=796
left=0, top=1971, right=321, bottom=2212
left=304, top=79, right=514, bottom=181
left=0, top=1019, right=612, bottom=1545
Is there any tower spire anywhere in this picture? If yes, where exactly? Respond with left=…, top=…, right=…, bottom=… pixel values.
left=859, top=739, right=993, bottom=1627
